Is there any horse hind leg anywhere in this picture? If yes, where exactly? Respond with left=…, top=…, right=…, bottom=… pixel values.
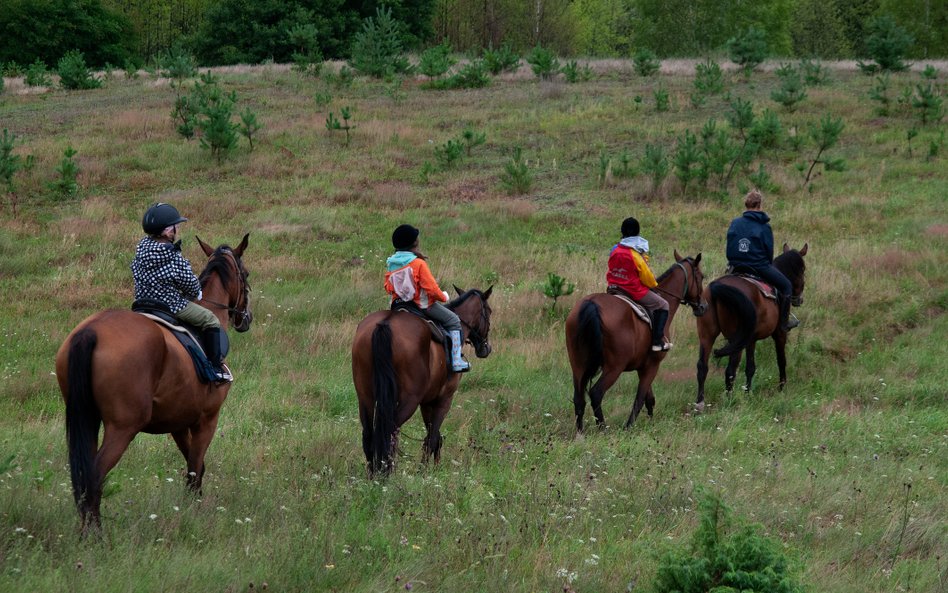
left=572, top=373, right=587, bottom=433
left=589, top=369, right=622, bottom=429
left=744, top=342, right=757, bottom=392
left=84, top=425, right=136, bottom=535
left=724, top=350, right=743, bottom=393
left=626, top=365, right=659, bottom=428
left=183, top=416, right=221, bottom=493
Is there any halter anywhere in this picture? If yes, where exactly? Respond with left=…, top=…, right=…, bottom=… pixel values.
left=200, top=249, right=251, bottom=324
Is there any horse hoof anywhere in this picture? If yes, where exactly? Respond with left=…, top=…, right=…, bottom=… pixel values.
left=694, top=402, right=705, bottom=414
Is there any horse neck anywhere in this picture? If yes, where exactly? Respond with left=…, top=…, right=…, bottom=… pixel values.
left=451, top=297, right=479, bottom=341
left=656, top=266, right=685, bottom=322
left=200, top=272, right=231, bottom=328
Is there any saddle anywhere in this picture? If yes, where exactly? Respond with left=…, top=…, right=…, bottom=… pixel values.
left=390, top=300, right=454, bottom=369
left=725, top=268, right=778, bottom=300
left=131, top=299, right=223, bottom=384
left=605, top=286, right=652, bottom=327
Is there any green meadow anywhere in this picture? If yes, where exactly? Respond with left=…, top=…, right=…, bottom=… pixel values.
left=0, top=61, right=945, bottom=592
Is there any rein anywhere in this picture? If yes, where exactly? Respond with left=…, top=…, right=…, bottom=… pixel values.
left=653, top=261, right=700, bottom=308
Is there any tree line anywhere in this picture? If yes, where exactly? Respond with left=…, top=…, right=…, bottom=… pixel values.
left=0, top=0, right=945, bottom=69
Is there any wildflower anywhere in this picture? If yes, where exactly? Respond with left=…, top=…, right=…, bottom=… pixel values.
left=149, top=514, right=158, bottom=520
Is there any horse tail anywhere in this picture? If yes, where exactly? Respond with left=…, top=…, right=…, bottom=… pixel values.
left=710, top=282, right=757, bottom=358
left=574, top=299, right=605, bottom=398
left=369, top=320, right=398, bottom=475
left=65, top=328, right=100, bottom=508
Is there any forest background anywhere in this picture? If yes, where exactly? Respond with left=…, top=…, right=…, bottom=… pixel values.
left=1, top=0, right=947, bottom=70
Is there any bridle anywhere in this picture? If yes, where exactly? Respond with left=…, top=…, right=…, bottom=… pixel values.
left=200, top=249, right=251, bottom=325
left=457, top=292, right=491, bottom=352
left=653, top=259, right=706, bottom=315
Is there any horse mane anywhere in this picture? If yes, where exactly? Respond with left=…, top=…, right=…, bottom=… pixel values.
left=198, top=245, right=234, bottom=287
left=447, top=289, right=484, bottom=310
left=656, top=257, right=695, bottom=283
left=774, top=249, right=805, bottom=279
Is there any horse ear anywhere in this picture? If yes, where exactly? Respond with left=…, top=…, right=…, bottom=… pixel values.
left=799, top=243, right=808, bottom=256
left=453, top=284, right=465, bottom=296
left=674, top=248, right=682, bottom=261
left=234, top=233, right=250, bottom=257
left=483, top=285, right=493, bottom=300
left=694, top=253, right=702, bottom=265
left=782, top=242, right=790, bottom=253
left=196, top=236, right=214, bottom=256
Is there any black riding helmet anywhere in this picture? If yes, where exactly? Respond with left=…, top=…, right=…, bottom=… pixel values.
left=142, top=203, right=188, bottom=235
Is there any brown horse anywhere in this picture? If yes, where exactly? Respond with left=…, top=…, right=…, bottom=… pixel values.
left=352, top=287, right=493, bottom=476
left=56, top=234, right=252, bottom=534
left=694, top=243, right=808, bottom=411
left=566, top=252, right=706, bottom=432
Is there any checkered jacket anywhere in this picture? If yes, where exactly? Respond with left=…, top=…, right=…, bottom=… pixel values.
left=131, top=237, right=201, bottom=313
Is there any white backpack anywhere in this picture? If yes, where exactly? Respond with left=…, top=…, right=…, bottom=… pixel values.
left=389, top=266, right=416, bottom=302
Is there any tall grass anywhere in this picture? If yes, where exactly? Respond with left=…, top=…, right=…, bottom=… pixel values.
left=0, top=62, right=945, bottom=593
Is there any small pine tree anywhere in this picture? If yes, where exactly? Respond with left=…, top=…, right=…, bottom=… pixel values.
left=482, top=43, right=520, bottom=75
left=500, top=147, right=532, bottom=195
left=640, top=143, right=669, bottom=193
left=727, top=28, right=768, bottom=77
left=858, top=15, right=913, bottom=73
left=198, top=86, right=239, bottom=164
left=286, top=22, right=322, bottom=76
left=542, top=272, right=575, bottom=317
left=868, top=74, right=892, bottom=116
left=0, top=129, right=23, bottom=191
left=803, top=114, right=846, bottom=184
left=799, top=58, right=829, bottom=85
left=526, top=45, right=559, bottom=81
left=349, top=7, right=412, bottom=78
left=461, top=127, right=486, bottom=156
left=749, top=109, right=783, bottom=154
left=25, top=59, right=53, bottom=87
left=57, top=50, right=101, bottom=90
left=418, top=41, right=455, bottom=79
left=325, top=106, right=354, bottom=146
left=654, top=87, right=670, bottom=112
left=434, top=138, right=463, bottom=169
left=674, top=129, right=701, bottom=194
left=771, top=68, right=807, bottom=111
left=50, top=146, right=80, bottom=198
left=633, top=48, right=660, bottom=77
left=912, top=82, right=944, bottom=125
left=238, top=107, right=261, bottom=151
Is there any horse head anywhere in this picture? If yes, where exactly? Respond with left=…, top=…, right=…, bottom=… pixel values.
left=197, top=234, right=253, bottom=332
left=451, top=285, right=494, bottom=358
left=672, top=250, right=707, bottom=316
left=778, top=242, right=808, bottom=307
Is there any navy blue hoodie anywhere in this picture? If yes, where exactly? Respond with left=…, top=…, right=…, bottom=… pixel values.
left=726, top=210, right=774, bottom=268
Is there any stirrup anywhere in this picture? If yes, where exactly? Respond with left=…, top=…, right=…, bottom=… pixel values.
left=783, top=315, right=800, bottom=331
left=214, top=363, right=233, bottom=383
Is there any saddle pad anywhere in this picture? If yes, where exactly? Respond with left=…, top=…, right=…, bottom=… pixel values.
left=136, top=312, right=220, bottom=384
left=736, top=276, right=777, bottom=300
left=609, top=293, right=652, bottom=327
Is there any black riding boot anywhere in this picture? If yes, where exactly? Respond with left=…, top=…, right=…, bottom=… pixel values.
left=779, top=294, right=799, bottom=332
left=203, top=328, right=233, bottom=382
left=651, top=309, right=670, bottom=352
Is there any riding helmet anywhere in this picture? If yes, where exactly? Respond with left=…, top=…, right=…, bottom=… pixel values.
left=621, top=217, right=640, bottom=238
left=392, top=224, right=420, bottom=250
left=142, top=203, right=188, bottom=235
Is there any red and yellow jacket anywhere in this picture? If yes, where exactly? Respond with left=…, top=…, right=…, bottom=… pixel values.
left=606, top=244, right=657, bottom=299
left=384, top=253, right=448, bottom=309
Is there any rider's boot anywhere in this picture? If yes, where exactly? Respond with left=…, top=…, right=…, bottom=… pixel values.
left=448, top=330, right=471, bottom=373
left=650, top=309, right=672, bottom=352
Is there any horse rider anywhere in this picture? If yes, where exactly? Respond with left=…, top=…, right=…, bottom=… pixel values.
left=606, top=216, right=672, bottom=352
left=725, top=189, right=799, bottom=332
left=384, top=224, right=470, bottom=373
left=132, top=202, right=232, bottom=382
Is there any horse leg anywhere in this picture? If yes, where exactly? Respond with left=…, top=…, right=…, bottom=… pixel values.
left=572, top=373, right=587, bottom=434
left=589, top=369, right=622, bottom=429
left=773, top=332, right=789, bottom=391
left=420, top=399, right=450, bottom=464
left=645, top=386, right=656, bottom=419
left=744, top=341, right=757, bottom=392
left=85, top=425, right=136, bottom=534
left=357, top=403, right=374, bottom=468
left=626, top=365, right=659, bottom=428
left=171, top=430, right=191, bottom=468
left=695, top=341, right=712, bottom=412
left=724, top=350, right=743, bottom=393
left=183, top=416, right=221, bottom=493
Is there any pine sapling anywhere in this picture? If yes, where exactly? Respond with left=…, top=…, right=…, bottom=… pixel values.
left=542, top=272, right=575, bottom=317
left=500, top=147, right=532, bottom=195
left=673, top=130, right=700, bottom=194
left=461, top=127, right=486, bottom=156
left=640, top=143, right=669, bottom=194
left=868, top=74, right=892, bottom=116
left=803, top=115, right=846, bottom=185
left=50, top=146, right=80, bottom=198
left=239, top=108, right=261, bottom=151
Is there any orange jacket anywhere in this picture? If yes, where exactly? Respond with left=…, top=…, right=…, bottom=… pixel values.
left=385, top=257, right=448, bottom=309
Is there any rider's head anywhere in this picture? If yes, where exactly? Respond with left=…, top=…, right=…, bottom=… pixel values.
left=621, top=217, right=640, bottom=238
left=744, top=189, right=763, bottom=211
left=392, top=224, right=420, bottom=250
left=142, top=203, right=187, bottom=241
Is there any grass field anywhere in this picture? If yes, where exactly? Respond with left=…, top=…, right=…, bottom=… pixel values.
left=0, top=59, right=946, bottom=592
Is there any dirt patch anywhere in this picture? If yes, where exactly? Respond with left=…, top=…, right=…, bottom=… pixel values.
left=820, top=399, right=862, bottom=418
left=925, top=224, right=948, bottom=237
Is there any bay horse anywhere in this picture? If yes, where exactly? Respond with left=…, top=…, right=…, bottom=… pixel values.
left=352, top=287, right=493, bottom=476
left=694, top=243, right=808, bottom=411
left=566, top=251, right=706, bottom=432
left=56, top=234, right=252, bottom=534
